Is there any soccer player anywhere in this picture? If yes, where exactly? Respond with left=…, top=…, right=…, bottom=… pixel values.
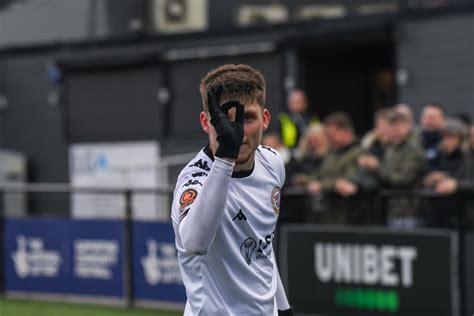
left=171, top=64, right=293, bottom=315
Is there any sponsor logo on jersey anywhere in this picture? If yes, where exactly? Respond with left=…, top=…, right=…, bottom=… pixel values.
left=183, top=179, right=203, bottom=187
left=240, top=234, right=274, bottom=265
left=271, top=186, right=281, bottom=214
left=232, top=209, right=247, bottom=221
left=192, top=172, right=208, bottom=178
left=240, top=238, right=257, bottom=265
left=189, top=159, right=210, bottom=171
left=256, top=233, right=273, bottom=260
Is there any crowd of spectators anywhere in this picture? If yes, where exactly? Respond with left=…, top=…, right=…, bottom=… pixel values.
left=265, top=90, right=474, bottom=229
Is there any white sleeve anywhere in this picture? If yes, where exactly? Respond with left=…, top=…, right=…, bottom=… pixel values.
left=177, top=157, right=234, bottom=255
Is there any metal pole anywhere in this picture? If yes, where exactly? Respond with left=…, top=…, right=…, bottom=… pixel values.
left=123, top=189, right=134, bottom=308
left=0, top=189, right=4, bottom=296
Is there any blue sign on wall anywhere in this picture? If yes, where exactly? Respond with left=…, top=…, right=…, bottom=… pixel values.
left=4, top=218, right=124, bottom=298
left=132, top=221, right=186, bottom=304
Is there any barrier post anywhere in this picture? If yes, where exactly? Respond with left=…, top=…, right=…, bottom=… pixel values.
left=0, top=190, right=4, bottom=296
left=124, top=189, right=134, bottom=308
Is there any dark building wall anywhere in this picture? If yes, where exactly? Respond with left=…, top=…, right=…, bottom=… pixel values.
left=1, top=54, right=68, bottom=183
left=396, top=12, right=474, bottom=120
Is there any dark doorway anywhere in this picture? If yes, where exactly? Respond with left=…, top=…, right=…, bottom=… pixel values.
left=299, top=34, right=395, bottom=135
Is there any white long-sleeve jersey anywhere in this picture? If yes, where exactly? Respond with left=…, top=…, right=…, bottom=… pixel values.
left=171, top=145, right=286, bottom=315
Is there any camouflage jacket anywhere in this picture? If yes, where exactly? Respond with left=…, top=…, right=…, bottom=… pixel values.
left=310, top=142, right=364, bottom=192
left=378, top=139, right=426, bottom=188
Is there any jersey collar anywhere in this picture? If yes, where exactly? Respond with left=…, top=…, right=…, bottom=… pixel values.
left=203, top=145, right=254, bottom=178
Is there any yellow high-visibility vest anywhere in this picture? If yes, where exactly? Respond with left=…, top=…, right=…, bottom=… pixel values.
left=279, top=113, right=298, bottom=148
left=279, top=113, right=319, bottom=148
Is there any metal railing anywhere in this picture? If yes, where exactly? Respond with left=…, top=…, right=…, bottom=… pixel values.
left=280, top=186, right=474, bottom=228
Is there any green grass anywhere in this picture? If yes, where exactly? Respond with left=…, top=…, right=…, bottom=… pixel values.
left=0, top=299, right=183, bottom=316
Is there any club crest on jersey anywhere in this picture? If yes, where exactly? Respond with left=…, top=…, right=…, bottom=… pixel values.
left=179, top=189, right=198, bottom=211
left=271, top=186, right=281, bottom=214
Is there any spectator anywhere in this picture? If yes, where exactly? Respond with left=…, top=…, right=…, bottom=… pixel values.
left=422, top=118, right=468, bottom=227
left=288, top=124, right=328, bottom=188
left=357, top=108, right=393, bottom=191
left=278, top=89, right=319, bottom=150
left=361, top=108, right=391, bottom=159
left=360, top=111, right=426, bottom=228
left=394, top=103, right=415, bottom=130
left=394, top=103, right=419, bottom=144
left=470, top=123, right=474, bottom=153
left=423, top=118, right=468, bottom=189
left=262, top=132, right=292, bottom=164
left=433, top=122, right=474, bottom=200
left=419, top=103, right=446, bottom=170
left=306, top=112, right=364, bottom=224
left=434, top=122, right=474, bottom=196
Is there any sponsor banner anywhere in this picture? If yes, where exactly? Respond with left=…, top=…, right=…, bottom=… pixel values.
left=4, top=218, right=124, bottom=298
left=280, top=224, right=458, bottom=316
left=132, top=221, right=186, bottom=304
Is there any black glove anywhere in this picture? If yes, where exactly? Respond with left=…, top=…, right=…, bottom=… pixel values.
left=278, top=307, right=294, bottom=316
left=207, top=85, right=244, bottom=159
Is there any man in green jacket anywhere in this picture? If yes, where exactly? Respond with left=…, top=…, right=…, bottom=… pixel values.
left=306, top=112, right=364, bottom=224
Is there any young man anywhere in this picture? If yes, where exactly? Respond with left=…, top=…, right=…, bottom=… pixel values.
left=171, top=64, right=292, bottom=315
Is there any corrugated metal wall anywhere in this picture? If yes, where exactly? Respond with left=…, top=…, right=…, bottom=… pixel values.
left=396, top=12, right=474, bottom=119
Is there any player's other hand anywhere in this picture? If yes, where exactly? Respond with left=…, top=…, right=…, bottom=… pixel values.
left=208, top=85, right=244, bottom=159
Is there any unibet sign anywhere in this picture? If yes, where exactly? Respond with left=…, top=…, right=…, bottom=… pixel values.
left=281, top=225, right=457, bottom=316
left=314, top=243, right=417, bottom=287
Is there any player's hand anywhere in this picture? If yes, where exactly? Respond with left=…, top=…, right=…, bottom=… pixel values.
left=207, top=85, right=244, bottom=159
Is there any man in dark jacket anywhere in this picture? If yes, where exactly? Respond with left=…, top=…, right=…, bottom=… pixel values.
left=419, top=103, right=446, bottom=170
left=358, top=111, right=426, bottom=227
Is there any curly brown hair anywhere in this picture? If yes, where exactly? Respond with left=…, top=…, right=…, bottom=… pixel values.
left=199, top=64, right=266, bottom=111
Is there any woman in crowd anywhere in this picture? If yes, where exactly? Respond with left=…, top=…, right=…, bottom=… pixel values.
left=287, top=124, right=328, bottom=188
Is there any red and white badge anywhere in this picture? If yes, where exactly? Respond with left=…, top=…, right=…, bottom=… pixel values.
left=271, top=186, right=281, bottom=214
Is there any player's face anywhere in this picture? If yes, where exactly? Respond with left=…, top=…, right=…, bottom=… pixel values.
left=201, top=101, right=270, bottom=170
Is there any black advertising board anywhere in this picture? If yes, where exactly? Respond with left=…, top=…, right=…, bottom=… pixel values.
left=464, top=231, right=474, bottom=316
left=280, top=225, right=459, bottom=316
